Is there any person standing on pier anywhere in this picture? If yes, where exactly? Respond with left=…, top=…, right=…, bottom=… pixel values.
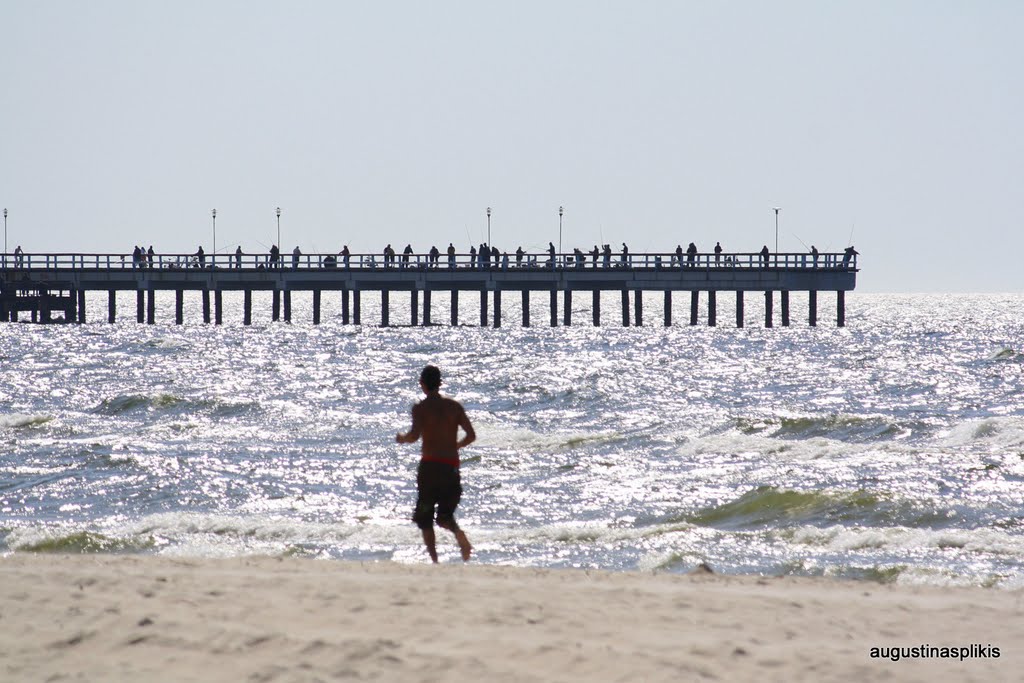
left=341, top=245, right=351, bottom=268
left=292, top=246, right=301, bottom=269
left=602, top=244, right=612, bottom=268
left=447, top=243, right=456, bottom=269
left=402, top=244, right=413, bottom=268
left=621, top=243, right=629, bottom=267
left=811, top=245, right=819, bottom=268
left=270, top=244, right=280, bottom=268
left=548, top=242, right=556, bottom=269
left=687, top=242, right=697, bottom=267
left=396, top=365, right=475, bottom=564
left=590, top=245, right=599, bottom=267
left=675, top=245, right=683, bottom=267
left=714, top=242, right=722, bottom=265
left=468, top=245, right=476, bottom=269
left=195, top=245, right=205, bottom=268
left=515, top=246, right=524, bottom=267
left=235, top=246, right=242, bottom=268
left=759, top=245, right=770, bottom=268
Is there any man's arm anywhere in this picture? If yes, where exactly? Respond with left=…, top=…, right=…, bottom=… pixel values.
left=456, top=406, right=476, bottom=450
left=396, top=404, right=422, bottom=444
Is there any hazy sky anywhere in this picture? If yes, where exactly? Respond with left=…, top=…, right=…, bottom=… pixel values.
left=2, top=2, right=1021, bottom=292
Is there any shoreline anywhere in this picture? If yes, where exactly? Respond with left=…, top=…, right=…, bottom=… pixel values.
left=1, top=553, right=1020, bottom=682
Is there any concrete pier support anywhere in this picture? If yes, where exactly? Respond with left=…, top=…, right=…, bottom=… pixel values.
left=563, top=289, right=571, bottom=326
left=735, top=291, right=744, bottom=328
left=522, top=291, right=530, bottom=327
left=494, top=290, right=501, bottom=328
left=313, top=290, right=321, bottom=325
left=690, top=290, right=699, bottom=326
left=621, top=289, right=630, bottom=327
left=175, top=290, right=184, bottom=325
left=353, top=290, right=361, bottom=325
left=341, top=288, right=350, bottom=324
left=147, top=288, right=155, bottom=325
left=764, top=291, right=773, bottom=328
left=283, top=291, right=292, bottom=323
left=781, top=290, right=790, bottom=327
left=549, top=290, right=557, bottom=327
left=423, top=289, right=431, bottom=326
left=381, top=290, right=390, bottom=326
left=137, top=290, right=144, bottom=323
left=480, top=290, right=488, bottom=327
left=592, top=290, right=600, bottom=326
left=634, top=289, right=642, bottom=326
left=108, top=290, right=116, bottom=324
left=77, top=289, right=86, bottom=323
left=450, top=290, right=457, bottom=326
left=202, top=290, right=211, bottom=324
left=837, top=290, right=846, bottom=327
left=410, top=289, right=418, bottom=326
left=664, top=291, right=672, bottom=327
left=215, top=290, right=223, bottom=325
left=809, top=290, right=818, bottom=327
left=244, top=290, right=252, bottom=325
left=272, top=290, right=281, bottom=322
left=708, top=290, right=717, bottom=327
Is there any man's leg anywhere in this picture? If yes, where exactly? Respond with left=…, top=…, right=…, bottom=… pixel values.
left=421, top=527, right=439, bottom=563
left=437, top=518, right=472, bottom=562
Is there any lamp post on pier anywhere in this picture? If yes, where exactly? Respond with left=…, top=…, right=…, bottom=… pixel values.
left=3, top=208, right=7, bottom=261
left=558, top=206, right=563, bottom=255
left=773, top=207, right=780, bottom=255
left=211, top=209, right=217, bottom=263
left=486, top=207, right=491, bottom=246
left=276, top=207, right=281, bottom=249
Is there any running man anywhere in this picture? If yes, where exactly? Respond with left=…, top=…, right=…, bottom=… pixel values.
left=396, top=365, right=476, bottom=562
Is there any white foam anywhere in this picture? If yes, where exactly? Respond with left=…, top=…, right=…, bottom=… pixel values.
left=0, top=413, right=53, bottom=429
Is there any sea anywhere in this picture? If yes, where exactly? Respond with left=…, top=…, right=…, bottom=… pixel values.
left=2, top=291, right=1023, bottom=589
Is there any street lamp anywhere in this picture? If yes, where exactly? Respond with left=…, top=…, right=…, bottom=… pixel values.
left=3, top=208, right=7, bottom=261
left=276, top=207, right=281, bottom=249
left=486, top=207, right=491, bottom=246
left=211, top=209, right=217, bottom=263
left=773, top=207, right=780, bottom=255
left=558, top=206, right=563, bottom=254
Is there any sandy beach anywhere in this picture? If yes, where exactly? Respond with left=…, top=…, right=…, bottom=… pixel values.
left=0, top=554, right=1019, bottom=682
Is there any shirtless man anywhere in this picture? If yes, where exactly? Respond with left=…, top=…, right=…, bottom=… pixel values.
left=396, top=365, right=476, bottom=563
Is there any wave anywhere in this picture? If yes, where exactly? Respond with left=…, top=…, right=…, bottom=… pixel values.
left=0, top=413, right=54, bottom=429
left=91, top=394, right=260, bottom=418
left=785, top=524, right=1024, bottom=557
left=937, top=417, right=1024, bottom=450
left=5, top=529, right=156, bottom=554
left=733, top=414, right=913, bottom=442
left=684, top=486, right=954, bottom=531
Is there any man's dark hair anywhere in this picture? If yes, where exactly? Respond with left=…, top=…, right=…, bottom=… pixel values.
left=420, top=365, right=442, bottom=391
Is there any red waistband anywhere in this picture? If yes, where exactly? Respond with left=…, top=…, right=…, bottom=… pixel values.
left=421, top=455, right=459, bottom=467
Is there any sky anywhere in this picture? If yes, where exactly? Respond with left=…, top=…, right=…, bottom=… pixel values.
left=1, top=1, right=1021, bottom=292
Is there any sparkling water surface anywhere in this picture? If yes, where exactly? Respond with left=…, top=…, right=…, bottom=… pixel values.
left=2, top=292, right=1023, bottom=588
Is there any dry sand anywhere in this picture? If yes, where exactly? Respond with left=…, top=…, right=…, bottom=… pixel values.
left=1, top=553, right=1021, bottom=682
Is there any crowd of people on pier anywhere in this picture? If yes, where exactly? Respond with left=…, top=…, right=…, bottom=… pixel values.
left=106, top=242, right=857, bottom=271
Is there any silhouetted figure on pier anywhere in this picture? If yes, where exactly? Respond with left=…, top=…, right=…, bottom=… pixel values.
left=469, top=245, right=476, bottom=268
left=447, top=243, right=455, bottom=269
left=132, top=246, right=142, bottom=269
left=714, top=241, right=722, bottom=265
left=602, top=244, right=612, bottom=268
left=502, top=252, right=509, bottom=270
left=548, top=242, right=556, bottom=269
left=621, top=243, right=629, bottom=267
left=292, top=246, right=301, bottom=269
left=384, top=244, right=395, bottom=267
left=811, top=245, right=819, bottom=268
left=147, top=246, right=154, bottom=267
left=270, top=244, right=280, bottom=268
left=403, top=244, right=413, bottom=268
left=687, top=242, right=697, bottom=267
left=195, top=246, right=205, bottom=268
left=759, top=245, right=769, bottom=267
left=515, top=246, right=524, bottom=267
left=491, top=245, right=499, bottom=267
left=674, top=245, right=683, bottom=267
left=235, top=246, right=243, bottom=268
left=842, top=245, right=859, bottom=268
left=322, top=254, right=336, bottom=268
left=342, top=245, right=351, bottom=268
left=574, top=247, right=585, bottom=269
left=590, top=245, right=599, bottom=267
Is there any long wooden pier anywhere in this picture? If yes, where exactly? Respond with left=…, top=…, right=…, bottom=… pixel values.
left=0, top=251, right=857, bottom=327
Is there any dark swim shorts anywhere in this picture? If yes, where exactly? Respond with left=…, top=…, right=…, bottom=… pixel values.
left=412, top=461, right=462, bottom=530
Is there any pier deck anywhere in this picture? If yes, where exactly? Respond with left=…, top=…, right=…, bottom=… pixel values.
left=0, top=251, right=857, bottom=327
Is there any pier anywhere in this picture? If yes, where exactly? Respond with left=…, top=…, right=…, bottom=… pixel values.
left=0, top=251, right=857, bottom=327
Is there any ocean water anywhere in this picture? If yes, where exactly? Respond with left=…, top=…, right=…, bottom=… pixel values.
left=2, top=291, right=1023, bottom=589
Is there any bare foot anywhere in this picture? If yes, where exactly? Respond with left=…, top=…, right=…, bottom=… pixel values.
left=455, top=530, right=472, bottom=562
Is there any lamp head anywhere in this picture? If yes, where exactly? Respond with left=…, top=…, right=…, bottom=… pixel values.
left=276, top=207, right=281, bottom=217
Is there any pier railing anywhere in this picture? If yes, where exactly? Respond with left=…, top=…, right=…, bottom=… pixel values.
left=0, top=251, right=857, bottom=272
